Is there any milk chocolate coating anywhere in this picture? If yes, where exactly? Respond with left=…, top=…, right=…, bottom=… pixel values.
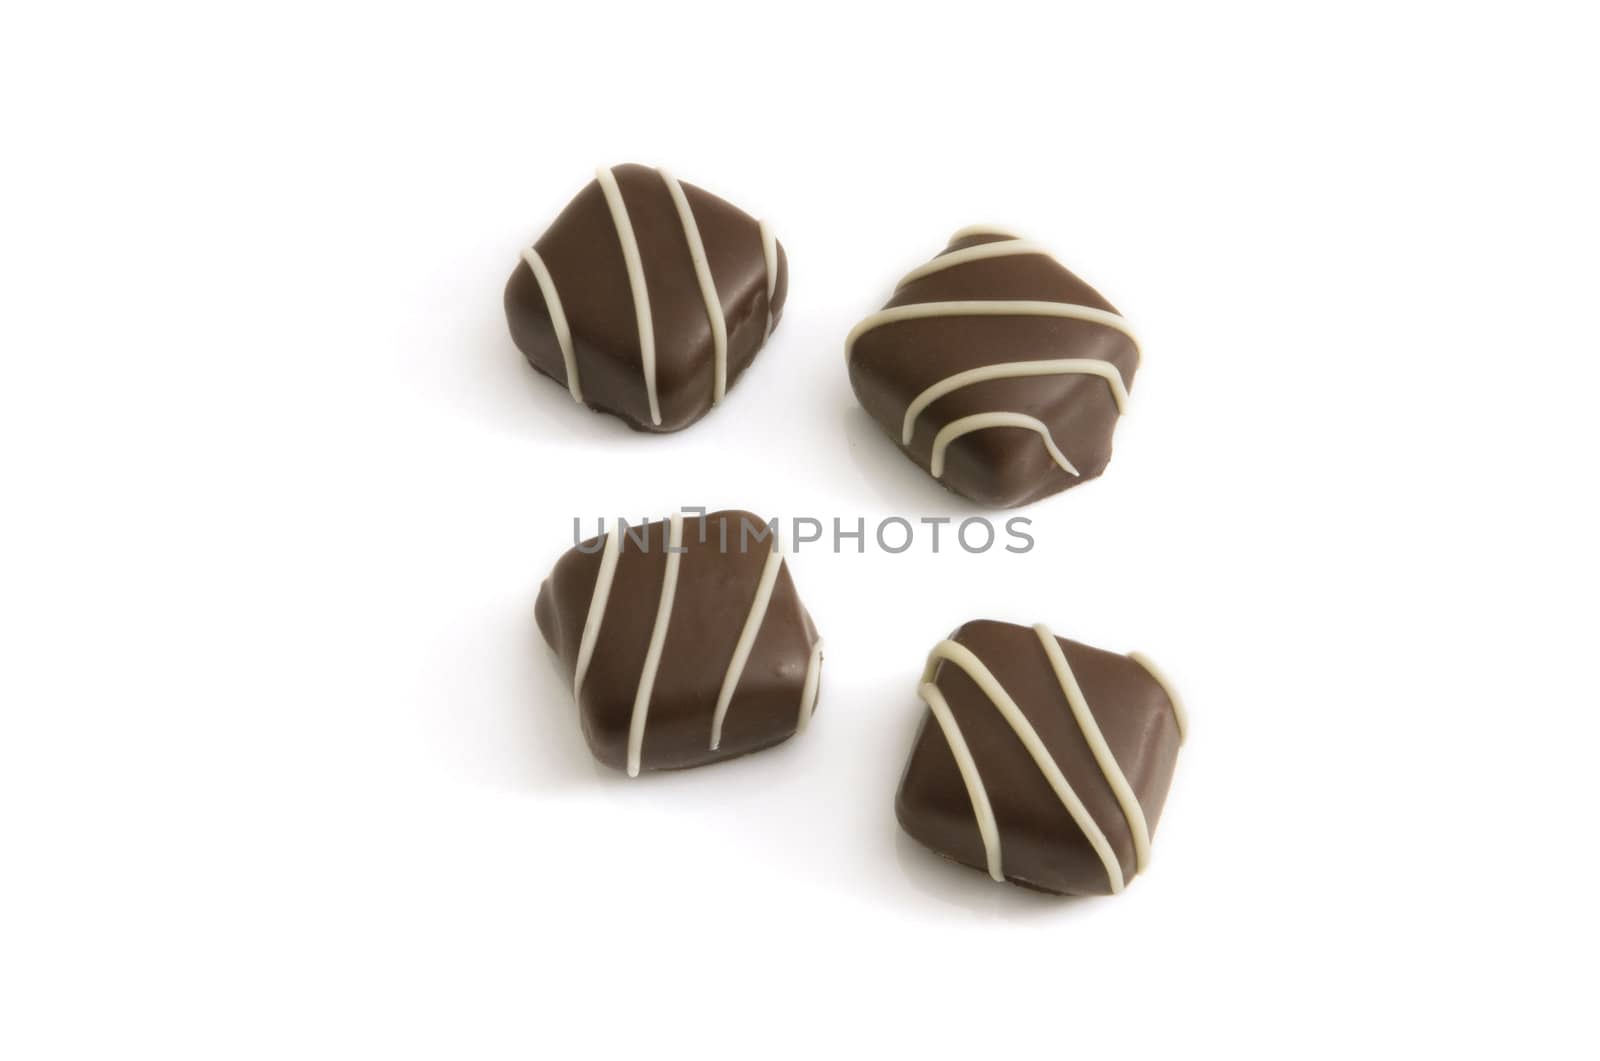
left=848, top=233, right=1138, bottom=507
left=897, top=620, right=1182, bottom=895
left=536, top=511, right=821, bottom=773
left=506, top=165, right=788, bottom=432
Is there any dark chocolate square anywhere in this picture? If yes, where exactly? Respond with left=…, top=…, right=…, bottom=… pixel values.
left=536, top=511, right=822, bottom=775
left=896, top=619, right=1184, bottom=894
left=506, top=165, right=788, bottom=432
left=846, top=228, right=1139, bottom=507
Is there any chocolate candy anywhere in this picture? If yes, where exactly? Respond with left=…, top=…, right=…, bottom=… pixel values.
left=506, top=165, right=788, bottom=432
left=536, top=511, right=822, bottom=775
left=845, top=227, right=1140, bottom=507
left=896, top=620, right=1185, bottom=894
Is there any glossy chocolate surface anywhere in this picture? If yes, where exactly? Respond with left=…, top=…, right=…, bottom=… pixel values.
left=897, top=619, right=1182, bottom=895
left=536, top=511, right=821, bottom=773
left=507, top=165, right=788, bottom=432
left=848, top=232, right=1138, bottom=507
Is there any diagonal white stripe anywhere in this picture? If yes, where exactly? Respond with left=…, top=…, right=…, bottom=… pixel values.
left=918, top=681, right=1003, bottom=882
left=709, top=531, right=784, bottom=750
left=759, top=220, right=778, bottom=338
left=794, top=639, right=824, bottom=735
left=626, top=514, right=683, bottom=776
left=658, top=168, right=729, bottom=404
left=595, top=167, right=661, bottom=426
left=571, top=527, right=620, bottom=698
left=895, top=239, right=1053, bottom=290
left=845, top=300, right=1140, bottom=366
left=1035, top=624, right=1152, bottom=873
left=923, top=638, right=1125, bottom=893
left=520, top=248, right=582, bottom=403
left=901, top=358, right=1129, bottom=445
left=1129, top=652, right=1188, bottom=742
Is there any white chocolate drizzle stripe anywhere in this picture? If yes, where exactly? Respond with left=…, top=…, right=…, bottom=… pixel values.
left=520, top=248, right=582, bottom=403
left=918, top=681, right=1003, bottom=882
left=595, top=167, right=661, bottom=426
left=626, top=514, right=683, bottom=776
left=923, top=639, right=1125, bottom=893
left=896, top=240, right=1053, bottom=290
left=709, top=533, right=784, bottom=750
left=845, top=301, right=1141, bottom=366
left=759, top=220, right=778, bottom=337
left=1035, top=625, right=1151, bottom=873
left=1128, top=652, right=1188, bottom=742
left=658, top=168, right=729, bottom=404
left=947, top=224, right=1024, bottom=243
left=571, top=528, right=621, bottom=697
left=902, top=359, right=1129, bottom=445
left=795, top=639, right=824, bottom=735
left=930, top=412, right=1080, bottom=480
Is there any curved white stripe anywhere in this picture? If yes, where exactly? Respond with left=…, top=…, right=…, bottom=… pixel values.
left=901, top=359, right=1129, bottom=445
left=1035, top=625, right=1151, bottom=873
left=845, top=300, right=1140, bottom=365
left=571, top=527, right=621, bottom=697
left=947, top=224, right=1024, bottom=243
left=709, top=534, right=784, bottom=750
left=658, top=168, right=729, bottom=404
left=922, top=639, right=1124, bottom=892
left=596, top=167, right=661, bottom=426
left=918, top=681, right=1003, bottom=882
left=930, top=412, right=1079, bottom=479
left=520, top=248, right=582, bottom=403
left=794, top=639, right=824, bottom=734
left=1128, top=652, right=1188, bottom=742
left=896, top=240, right=1053, bottom=290
left=759, top=220, right=778, bottom=337
left=626, top=514, right=683, bottom=776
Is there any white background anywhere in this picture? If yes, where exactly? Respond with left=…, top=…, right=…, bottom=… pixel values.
left=3, top=2, right=1597, bottom=1057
